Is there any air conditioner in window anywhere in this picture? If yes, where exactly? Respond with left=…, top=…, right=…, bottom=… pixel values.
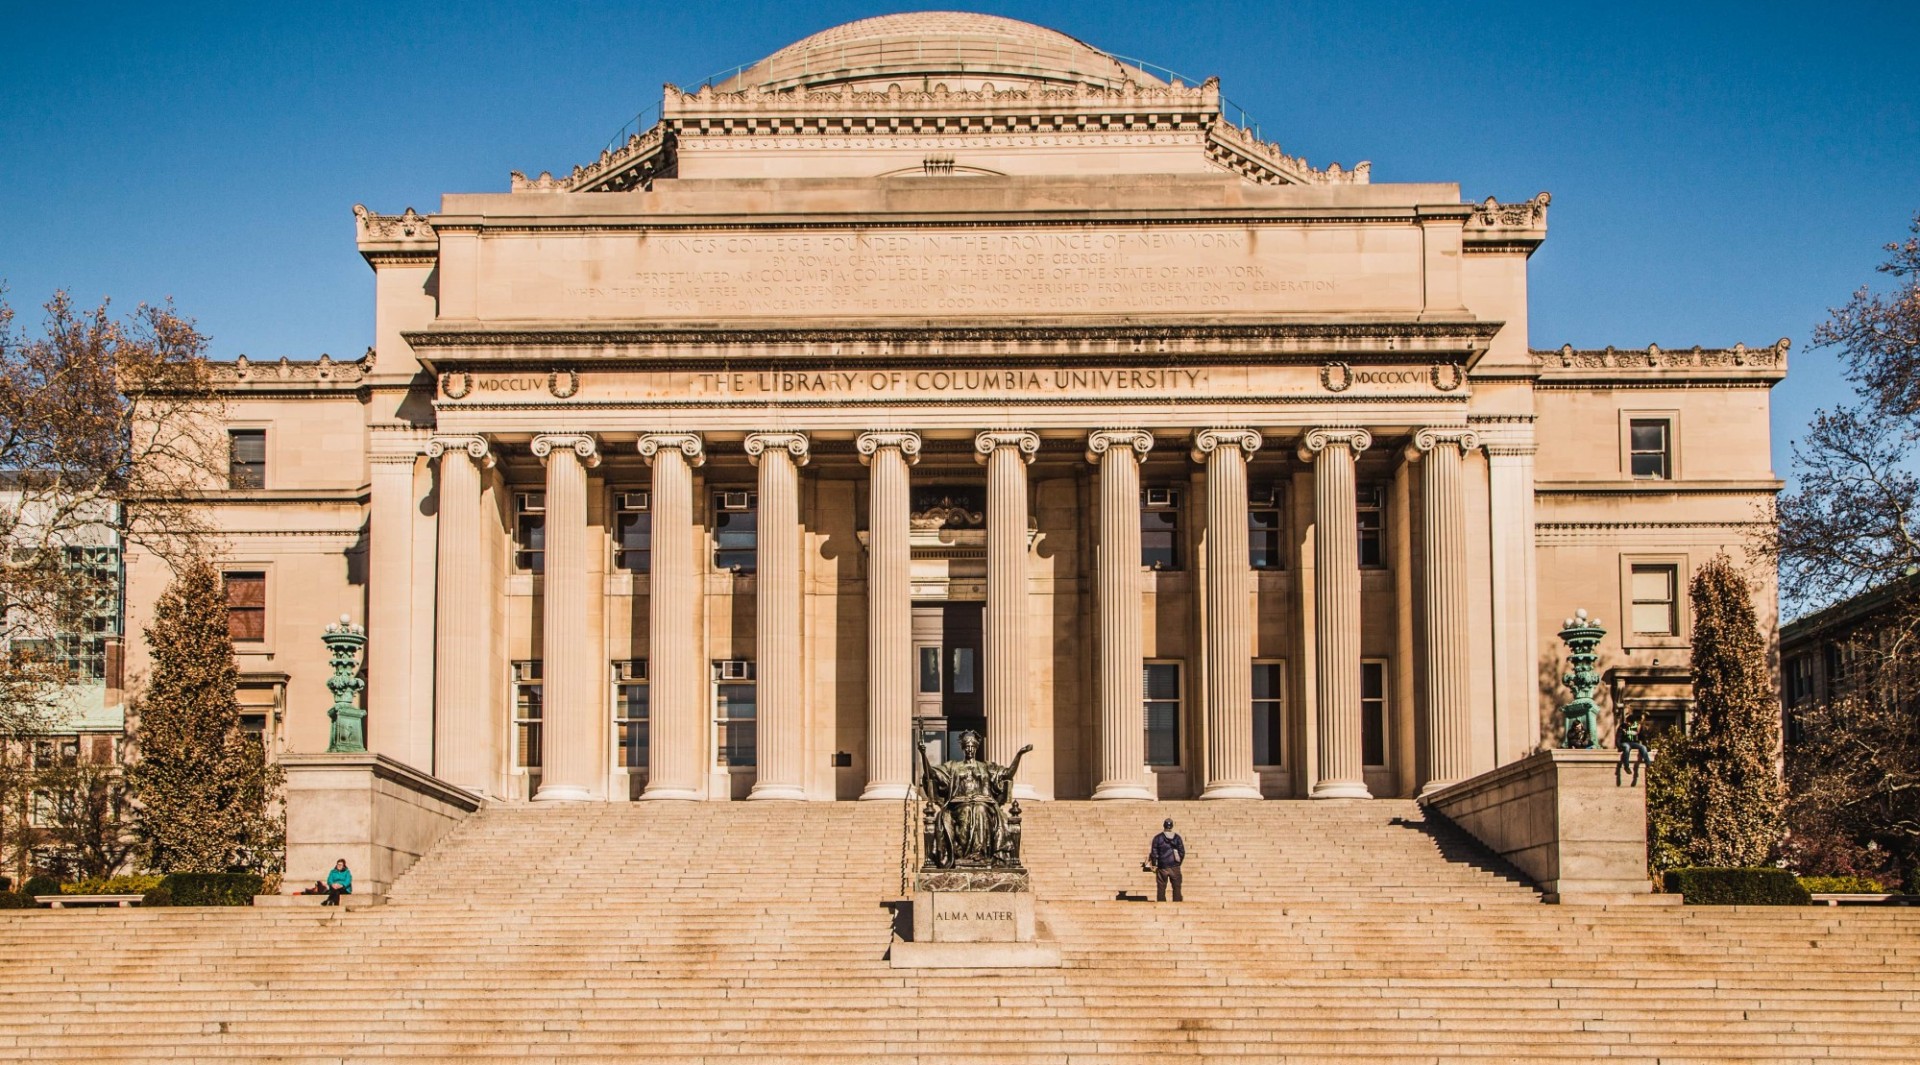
left=1145, top=487, right=1178, bottom=508
left=517, top=492, right=546, bottom=513
left=717, top=659, right=754, bottom=681
left=621, top=491, right=651, bottom=511
left=720, top=491, right=753, bottom=511
left=613, top=659, right=647, bottom=682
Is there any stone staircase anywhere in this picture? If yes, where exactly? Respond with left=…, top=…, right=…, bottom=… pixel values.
left=2, top=799, right=1918, bottom=1063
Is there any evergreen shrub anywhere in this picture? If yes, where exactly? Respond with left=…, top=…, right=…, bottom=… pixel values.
left=0, top=892, right=32, bottom=909
left=21, top=876, right=58, bottom=899
left=1664, top=867, right=1812, bottom=905
left=158, top=872, right=263, bottom=906
left=140, top=887, right=172, bottom=907
left=1797, top=875, right=1888, bottom=894
left=61, top=875, right=165, bottom=896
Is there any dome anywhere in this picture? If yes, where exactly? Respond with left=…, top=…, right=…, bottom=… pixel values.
left=712, top=12, right=1163, bottom=93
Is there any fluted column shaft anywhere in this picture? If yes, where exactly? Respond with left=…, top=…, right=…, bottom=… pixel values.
left=1195, top=429, right=1263, bottom=799
left=530, top=434, right=599, bottom=801
left=1413, top=428, right=1477, bottom=794
left=428, top=436, right=494, bottom=793
left=858, top=432, right=920, bottom=800
left=639, top=434, right=705, bottom=800
left=975, top=430, right=1041, bottom=796
left=1088, top=429, right=1155, bottom=800
left=1300, top=428, right=1373, bottom=799
left=746, top=433, right=808, bottom=800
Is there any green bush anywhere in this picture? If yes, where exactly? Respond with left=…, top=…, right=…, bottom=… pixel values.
left=21, top=876, right=58, bottom=899
left=140, top=887, right=172, bottom=907
left=0, top=891, right=33, bottom=909
left=157, top=872, right=263, bottom=906
left=1798, top=875, right=1888, bottom=894
left=61, top=875, right=165, bottom=896
left=1664, top=867, right=1813, bottom=905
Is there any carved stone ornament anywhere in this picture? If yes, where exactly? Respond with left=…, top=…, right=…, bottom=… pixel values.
left=439, top=372, right=473, bottom=400
left=1295, top=427, right=1372, bottom=464
left=426, top=435, right=494, bottom=469
left=548, top=369, right=580, bottom=398
left=531, top=434, right=602, bottom=468
left=856, top=431, right=922, bottom=466
left=352, top=204, right=435, bottom=241
left=1409, top=427, right=1480, bottom=459
left=744, top=432, right=811, bottom=467
left=1319, top=362, right=1354, bottom=392
left=973, top=430, right=1040, bottom=464
left=1084, top=429, right=1154, bottom=465
left=911, top=495, right=986, bottom=531
left=1431, top=362, right=1467, bottom=391
left=1191, top=427, right=1263, bottom=464
left=636, top=433, right=706, bottom=468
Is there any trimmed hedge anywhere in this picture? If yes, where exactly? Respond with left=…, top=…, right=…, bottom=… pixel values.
left=1663, top=867, right=1813, bottom=905
left=140, top=887, right=173, bottom=907
left=155, top=873, right=263, bottom=907
left=1798, top=875, right=1888, bottom=894
left=61, top=875, right=165, bottom=896
left=21, top=876, right=58, bottom=899
left=0, top=891, right=32, bottom=909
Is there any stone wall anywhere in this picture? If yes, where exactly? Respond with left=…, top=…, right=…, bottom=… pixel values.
left=282, top=753, right=482, bottom=896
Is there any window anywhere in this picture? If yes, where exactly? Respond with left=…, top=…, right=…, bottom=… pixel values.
left=1361, top=661, right=1388, bottom=767
left=1785, top=655, right=1817, bottom=708
left=1252, top=662, right=1284, bottom=766
left=1629, top=419, right=1671, bottom=479
left=224, top=572, right=266, bottom=643
left=614, top=659, right=648, bottom=770
left=1249, top=488, right=1285, bottom=570
left=713, top=491, right=758, bottom=574
left=228, top=429, right=266, bottom=489
left=57, top=546, right=122, bottom=681
left=1143, top=662, right=1181, bottom=766
left=513, top=660, right=543, bottom=770
left=1140, top=488, right=1181, bottom=570
left=714, top=661, right=757, bottom=767
left=1630, top=565, right=1679, bottom=636
left=515, top=493, right=546, bottom=573
left=615, top=492, right=652, bottom=573
left=1357, top=485, right=1385, bottom=567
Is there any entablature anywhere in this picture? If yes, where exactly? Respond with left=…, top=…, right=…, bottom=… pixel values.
left=1531, top=340, right=1789, bottom=386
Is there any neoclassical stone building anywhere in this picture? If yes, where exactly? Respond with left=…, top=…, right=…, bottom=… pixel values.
left=128, top=12, right=1785, bottom=803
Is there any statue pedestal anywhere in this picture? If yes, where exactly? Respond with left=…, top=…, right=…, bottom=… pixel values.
left=891, top=865, right=1060, bottom=968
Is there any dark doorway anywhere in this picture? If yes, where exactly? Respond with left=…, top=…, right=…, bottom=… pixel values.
left=911, top=601, right=985, bottom=763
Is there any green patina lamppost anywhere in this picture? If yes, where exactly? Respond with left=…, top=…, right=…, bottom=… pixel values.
left=1557, top=608, right=1605, bottom=749
left=323, top=614, right=368, bottom=753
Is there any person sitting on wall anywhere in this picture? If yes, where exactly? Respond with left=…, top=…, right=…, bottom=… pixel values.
left=322, top=859, right=353, bottom=906
left=1615, top=710, right=1653, bottom=787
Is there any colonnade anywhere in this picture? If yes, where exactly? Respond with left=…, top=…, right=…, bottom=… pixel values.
left=422, top=424, right=1482, bottom=801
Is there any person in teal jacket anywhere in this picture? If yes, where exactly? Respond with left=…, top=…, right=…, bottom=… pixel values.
left=323, top=859, right=352, bottom=906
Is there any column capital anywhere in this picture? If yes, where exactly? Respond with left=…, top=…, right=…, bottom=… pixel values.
left=1085, top=428, right=1153, bottom=465
left=426, top=435, right=494, bottom=469
left=857, top=430, right=922, bottom=466
left=531, top=433, right=601, bottom=469
left=745, top=432, right=810, bottom=468
left=637, top=433, right=705, bottom=468
left=974, top=429, right=1039, bottom=465
left=1295, top=427, right=1372, bottom=464
left=1407, top=426, right=1479, bottom=461
left=1190, top=427, right=1264, bottom=464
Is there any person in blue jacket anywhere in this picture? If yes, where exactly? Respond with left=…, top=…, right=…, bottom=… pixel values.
left=323, top=859, right=352, bottom=906
left=1146, top=819, right=1186, bottom=902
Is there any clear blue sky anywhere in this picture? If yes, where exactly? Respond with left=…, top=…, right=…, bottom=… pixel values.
left=3, top=1, right=1916, bottom=477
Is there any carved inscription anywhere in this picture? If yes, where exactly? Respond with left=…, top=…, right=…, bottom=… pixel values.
left=695, top=367, right=1208, bottom=397
left=540, top=227, right=1392, bottom=318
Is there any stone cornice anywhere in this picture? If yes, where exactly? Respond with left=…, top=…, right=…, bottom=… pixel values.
left=1535, top=479, right=1784, bottom=495
left=207, top=350, right=375, bottom=393
left=1531, top=340, right=1788, bottom=384
left=354, top=206, right=440, bottom=267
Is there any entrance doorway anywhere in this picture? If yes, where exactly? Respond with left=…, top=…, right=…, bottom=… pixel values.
left=911, top=601, right=984, bottom=764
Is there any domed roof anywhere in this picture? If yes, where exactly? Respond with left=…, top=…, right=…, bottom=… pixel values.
left=713, top=12, right=1162, bottom=93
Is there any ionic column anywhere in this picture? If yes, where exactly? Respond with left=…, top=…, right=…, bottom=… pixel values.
left=975, top=430, right=1041, bottom=797
left=638, top=433, right=705, bottom=800
left=745, top=432, right=809, bottom=801
left=1298, top=428, right=1373, bottom=799
left=1485, top=428, right=1541, bottom=763
left=1087, top=429, right=1156, bottom=801
left=858, top=431, right=921, bottom=800
left=427, top=435, right=494, bottom=793
left=1193, top=428, right=1264, bottom=800
left=530, top=434, right=601, bottom=802
left=1410, top=428, right=1478, bottom=794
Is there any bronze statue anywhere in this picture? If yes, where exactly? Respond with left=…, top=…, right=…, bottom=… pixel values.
left=915, top=731, right=1031, bottom=869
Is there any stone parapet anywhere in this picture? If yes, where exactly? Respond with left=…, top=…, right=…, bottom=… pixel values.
left=282, top=753, right=483, bottom=897
left=1418, top=749, right=1650, bottom=902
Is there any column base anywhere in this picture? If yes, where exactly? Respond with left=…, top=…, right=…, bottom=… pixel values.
left=638, top=785, right=704, bottom=801
left=531, top=783, right=595, bottom=802
left=1012, top=783, right=1042, bottom=801
left=746, top=783, right=808, bottom=801
left=1091, top=783, right=1155, bottom=801
left=859, top=783, right=910, bottom=801
left=1309, top=781, right=1374, bottom=800
left=1417, top=778, right=1459, bottom=799
left=1199, top=784, right=1263, bottom=800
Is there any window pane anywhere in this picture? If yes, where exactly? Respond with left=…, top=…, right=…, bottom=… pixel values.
left=1633, top=602, right=1676, bottom=635
left=1251, top=663, right=1281, bottom=700
left=1361, top=662, right=1386, bottom=767
left=1630, top=421, right=1667, bottom=451
left=918, top=648, right=941, bottom=693
left=516, top=722, right=542, bottom=768
left=1360, top=662, right=1385, bottom=700
left=1143, top=663, right=1180, bottom=700
left=225, top=575, right=266, bottom=607
left=952, top=647, right=976, bottom=694
left=1254, top=701, right=1283, bottom=765
left=1145, top=701, right=1180, bottom=766
left=616, top=511, right=652, bottom=572
left=1631, top=566, right=1674, bottom=601
left=1630, top=452, right=1668, bottom=478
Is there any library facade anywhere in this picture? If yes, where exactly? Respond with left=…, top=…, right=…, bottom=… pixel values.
left=137, top=13, right=1785, bottom=802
